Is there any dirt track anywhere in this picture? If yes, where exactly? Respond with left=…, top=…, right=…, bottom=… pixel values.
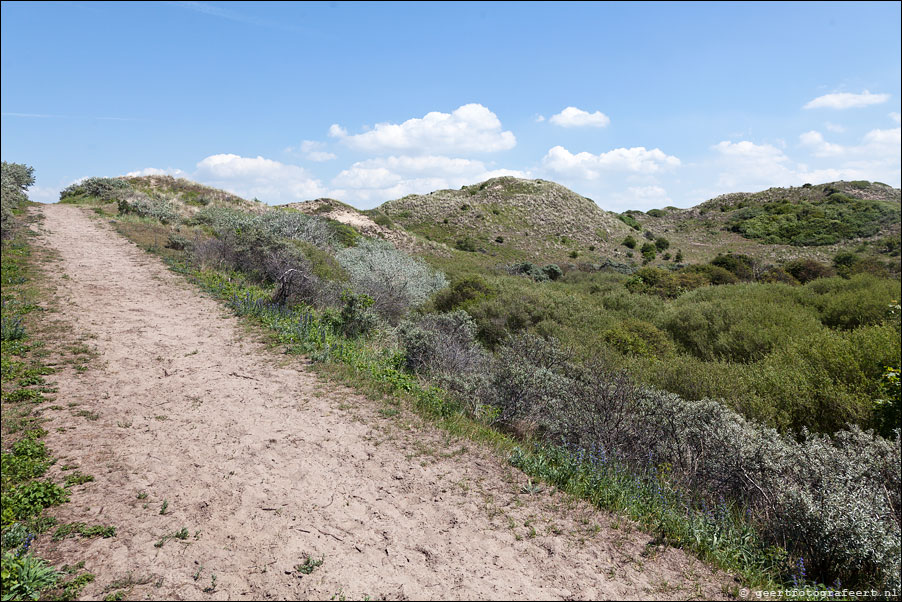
left=32, top=203, right=728, bottom=600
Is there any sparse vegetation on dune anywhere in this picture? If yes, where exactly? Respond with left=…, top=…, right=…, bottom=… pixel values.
left=66, top=172, right=901, bottom=595
left=2, top=162, right=101, bottom=600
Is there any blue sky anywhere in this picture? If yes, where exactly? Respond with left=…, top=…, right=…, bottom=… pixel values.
left=2, top=1, right=900, bottom=210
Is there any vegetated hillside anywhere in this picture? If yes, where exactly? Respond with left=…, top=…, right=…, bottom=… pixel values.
left=280, top=197, right=441, bottom=255
left=52, top=173, right=902, bottom=594
left=375, top=176, right=634, bottom=262
left=628, top=180, right=901, bottom=266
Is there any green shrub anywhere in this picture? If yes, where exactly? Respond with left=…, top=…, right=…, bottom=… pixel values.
left=433, top=276, right=496, bottom=312
left=654, top=236, right=670, bottom=251
left=728, top=195, right=898, bottom=245
left=622, top=235, right=636, bottom=249
left=455, top=237, right=477, bottom=252
left=625, top=267, right=707, bottom=298
left=334, top=291, right=377, bottom=338
left=542, top=264, right=563, bottom=281
left=682, top=263, right=738, bottom=285
left=660, top=284, right=822, bottom=363
left=617, top=214, right=641, bottom=230
left=602, top=319, right=673, bottom=358
left=875, top=367, right=901, bottom=437
left=710, top=253, right=755, bottom=280
left=399, top=311, right=486, bottom=378
left=325, top=219, right=360, bottom=247
left=800, top=274, right=901, bottom=330
left=640, top=242, right=656, bottom=261
left=60, top=177, right=130, bottom=201
left=783, top=259, right=834, bottom=283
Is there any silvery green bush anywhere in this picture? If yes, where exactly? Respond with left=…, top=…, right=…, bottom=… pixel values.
left=473, top=333, right=901, bottom=590
left=337, top=239, right=447, bottom=323
left=1, top=161, right=34, bottom=239
left=398, top=310, right=486, bottom=376
left=117, top=193, right=179, bottom=224
left=60, top=177, right=130, bottom=200
left=194, top=206, right=335, bottom=248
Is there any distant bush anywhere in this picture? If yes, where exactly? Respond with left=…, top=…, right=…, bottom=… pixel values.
left=758, top=266, right=798, bottom=285
left=783, top=258, right=835, bottom=283
left=646, top=208, right=666, bottom=217
left=622, top=235, right=637, bottom=249
left=602, top=319, right=673, bottom=358
left=507, top=262, right=562, bottom=282
left=660, top=285, right=822, bottom=363
left=800, top=274, right=901, bottom=330
left=455, top=237, right=477, bottom=252
left=728, top=195, right=898, bottom=245
left=640, top=242, right=656, bottom=261
left=654, top=236, right=670, bottom=251
left=625, top=267, right=707, bottom=298
left=60, top=177, right=130, bottom=200
left=682, top=263, right=738, bottom=285
left=617, top=214, right=641, bottom=230
left=433, top=276, right=496, bottom=312
left=195, top=207, right=336, bottom=249
left=337, top=239, right=447, bottom=323
left=372, top=212, right=393, bottom=228
left=117, top=194, right=179, bottom=224
left=710, top=252, right=755, bottom=280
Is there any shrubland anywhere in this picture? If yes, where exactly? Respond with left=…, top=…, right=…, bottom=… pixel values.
left=62, top=176, right=902, bottom=595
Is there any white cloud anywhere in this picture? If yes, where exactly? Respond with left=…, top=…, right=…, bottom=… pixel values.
left=712, top=133, right=901, bottom=191
left=548, top=106, right=611, bottom=128
left=542, top=145, right=680, bottom=179
left=124, top=167, right=188, bottom=178
left=288, top=140, right=336, bottom=162
left=803, top=90, right=890, bottom=110
left=329, top=103, right=516, bottom=154
left=799, top=131, right=844, bottom=157
left=891, top=112, right=901, bottom=124
left=825, top=122, right=845, bottom=133
left=330, top=154, right=526, bottom=205
left=627, top=185, right=672, bottom=205
left=26, top=185, right=61, bottom=204
left=711, top=140, right=799, bottom=190
left=194, top=154, right=326, bottom=202
left=534, top=114, right=545, bottom=123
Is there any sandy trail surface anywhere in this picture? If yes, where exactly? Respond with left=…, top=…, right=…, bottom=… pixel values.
left=31, top=204, right=728, bottom=600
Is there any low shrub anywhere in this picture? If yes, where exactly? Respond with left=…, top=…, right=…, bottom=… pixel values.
left=336, top=239, right=447, bottom=323
left=399, top=310, right=486, bottom=377
left=783, top=259, right=835, bottom=283
left=432, top=275, right=496, bottom=312
left=60, top=177, right=130, bottom=201
left=117, top=194, right=179, bottom=224
left=602, top=319, right=673, bottom=358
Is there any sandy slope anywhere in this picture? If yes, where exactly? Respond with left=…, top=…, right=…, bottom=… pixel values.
left=31, top=204, right=729, bottom=600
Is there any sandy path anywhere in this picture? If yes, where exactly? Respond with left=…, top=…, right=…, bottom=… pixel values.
left=31, top=204, right=728, bottom=601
